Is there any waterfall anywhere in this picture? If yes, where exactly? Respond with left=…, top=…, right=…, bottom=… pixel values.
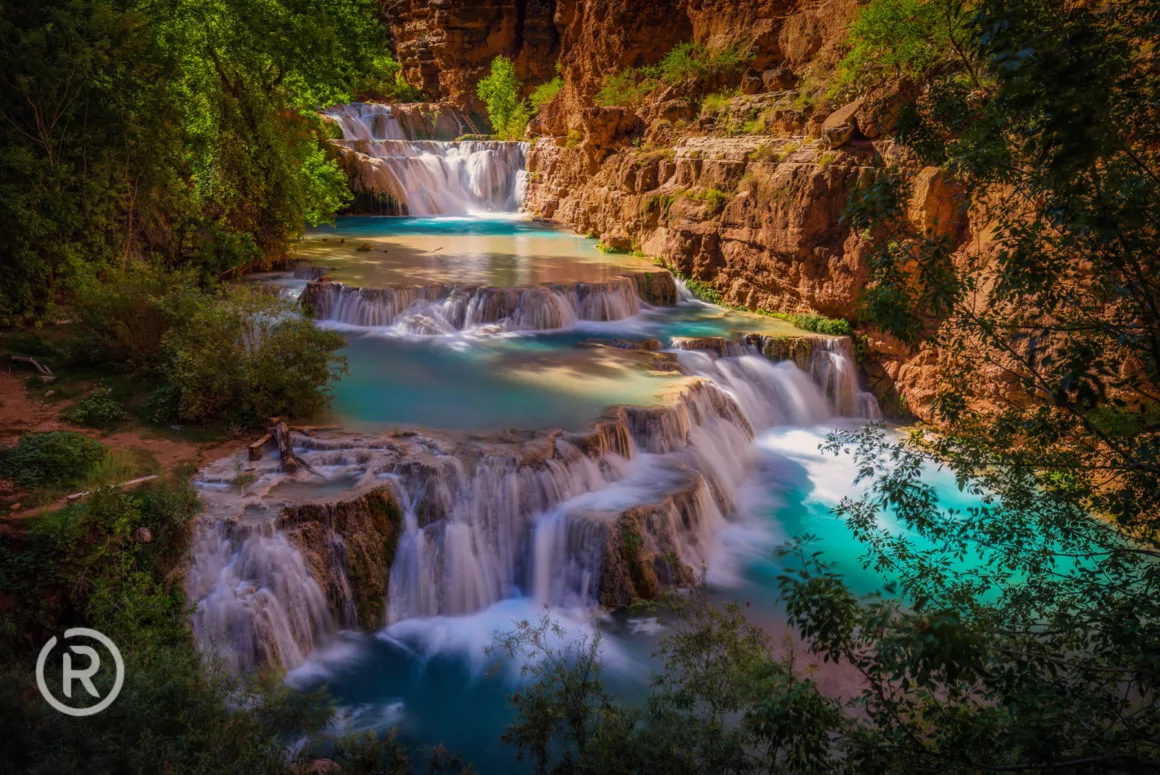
left=185, top=345, right=877, bottom=672
left=304, top=279, right=641, bottom=334
left=187, top=521, right=335, bottom=674
left=672, top=335, right=880, bottom=420
left=325, top=103, right=527, bottom=216
left=807, top=338, right=881, bottom=419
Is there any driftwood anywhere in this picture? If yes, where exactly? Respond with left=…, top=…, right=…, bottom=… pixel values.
left=248, top=433, right=272, bottom=461
left=11, top=356, right=54, bottom=381
left=272, top=421, right=299, bottom=474
left=66, top=475, right=158, bottom=502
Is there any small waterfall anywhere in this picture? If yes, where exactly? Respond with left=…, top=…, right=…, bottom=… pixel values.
left=387, top=442, right=624, bottom=620
left=807, top=338, right=880, bottom=419
left=676, top=350, right=833, bottom=428
left=187, top=521, right=335, bottom=674
left=675, top=335, right=880, bottom=420
left=304, top=279, right=641, bottom=334
left=326, top=103, right=527, bottom=215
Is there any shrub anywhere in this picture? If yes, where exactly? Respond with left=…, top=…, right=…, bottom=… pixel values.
left=700, top=91, right=732, bottom=116
left=356, top=53, right=422, bottom=102
left=530, top=76, right=564, bottom=112
left=595, top=241, right=630, bottom=254
left=687, top=188, right=729, bottom=215
left=69, top=263, right=210, bottom=371
left=761, top=310, right=853, bottom=336
left=596, top=41, right=753, bottom=107
left=477, top=56, right=529, bottom=139
left=839, top=0, right=976, bottom=87
left=595, top=70, right=655, bottom=107
left=0, top=432, right=107, bottom=489
left=63, top=387, right=128, bottom=429
left=162, top=289, right=347, bottom=427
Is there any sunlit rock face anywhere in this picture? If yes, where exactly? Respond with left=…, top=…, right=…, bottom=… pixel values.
left=382, top=0, right=560, bottom=111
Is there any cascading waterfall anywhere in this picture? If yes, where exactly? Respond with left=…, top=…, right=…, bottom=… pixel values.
left=184, top=337, right=882, bottom=672
left=807, top=338, right=881, bottom=419
left=326, top=103, right=528, bottom=215
left=305, top=279, right=640, bottom=334
left=187, top=521, right=335, bottom=674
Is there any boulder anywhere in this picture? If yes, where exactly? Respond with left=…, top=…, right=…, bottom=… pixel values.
left=820, top=99, right=863, bottom=148
left=908, top=167, right=965, bottom=239
left=740, top=69, right=764, bottom=94
left=762, top=66, right=797, bottom=91
left=581, top=106, right=644, bottom=148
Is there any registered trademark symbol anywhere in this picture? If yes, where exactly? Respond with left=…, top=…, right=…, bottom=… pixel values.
left=36, top=627, right=125, bottom=717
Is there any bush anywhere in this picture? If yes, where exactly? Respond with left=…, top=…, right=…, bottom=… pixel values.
left=530, top=76, right=563, bottom=112
left=0, top=432, right=107, bottom=489
left=596, top=41, right=754, bottom=107
left=356, top=53, right=422, bottom=102
left=687, top=188, right=729, bottom=214
left=477, top=56, right=529, bottom=140
left=69, top=263, right=210, bottom=371
left=700, top=91, right=732, bottom=116
left=162, top=289, right=347, bottom=427
left=760, top=310, right=853, bottom=336
left=63, top=387, right=128, bottom=429
left=839, top=0, right=976, bottom=87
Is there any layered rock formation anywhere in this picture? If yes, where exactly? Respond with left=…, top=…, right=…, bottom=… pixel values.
left=280, top=488, right=404, bottom=630
left=382, top=0, right=560, bottom=112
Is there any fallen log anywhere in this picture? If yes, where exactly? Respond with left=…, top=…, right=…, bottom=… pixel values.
left=11, top=355, right=54, bottom=381
left=66, top=475, right=158, bottom=502
left=248, top=433, right=272, bottom=461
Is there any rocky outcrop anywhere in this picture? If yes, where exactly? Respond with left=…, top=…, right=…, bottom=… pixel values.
left=382, top=0, right=560, bottom=112
left=526, top=135, right=879, bottom=318
left=597, top=479, right=704, bottom=608
left=280, top=488, right=404, bottom=629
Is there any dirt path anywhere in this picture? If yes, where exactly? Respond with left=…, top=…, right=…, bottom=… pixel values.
left=0, top=370, right=246, bottom=523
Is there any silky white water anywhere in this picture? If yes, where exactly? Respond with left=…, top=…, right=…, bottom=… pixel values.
left=326, top=103, right=528, bottom=215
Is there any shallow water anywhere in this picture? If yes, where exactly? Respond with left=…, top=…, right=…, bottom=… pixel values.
left=298, top=216, right=655, bottom=287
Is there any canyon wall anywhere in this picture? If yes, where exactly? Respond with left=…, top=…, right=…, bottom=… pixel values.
left=383, top=0, right=560, bottom=111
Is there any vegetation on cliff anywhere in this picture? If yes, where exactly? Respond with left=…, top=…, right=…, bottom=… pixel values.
left=478, top=55, right=531, bottom=140
left=595, top=41, right=753, bottom=108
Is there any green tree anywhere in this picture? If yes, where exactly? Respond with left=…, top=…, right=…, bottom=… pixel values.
left=477, top=56, right=529, bottom=140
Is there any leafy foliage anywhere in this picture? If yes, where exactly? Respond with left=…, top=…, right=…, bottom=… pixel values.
left=0, top=0, right=390, bottom=325
left=839, top=0, right=980, bottom=88
left=161, top=288, right=347, bottom=427
left=62, top=387, right=128, bottom=429
left=477, top=56, right=530, bottom=140
left=530, top=76, right=564, bottom=113
left=0, top=432, right=108, bottom=490
left=489, top=589, right=842, bottom=775
left=595, top=42, right=753, bottom=107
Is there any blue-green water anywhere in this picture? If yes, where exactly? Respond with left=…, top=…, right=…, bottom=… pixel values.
left=326, top=299, right=803, bottom=431
left=299, top=216, right=655, bottom=288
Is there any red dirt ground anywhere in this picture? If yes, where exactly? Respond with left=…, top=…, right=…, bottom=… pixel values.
left=0, top=370, right=246, bottom=525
